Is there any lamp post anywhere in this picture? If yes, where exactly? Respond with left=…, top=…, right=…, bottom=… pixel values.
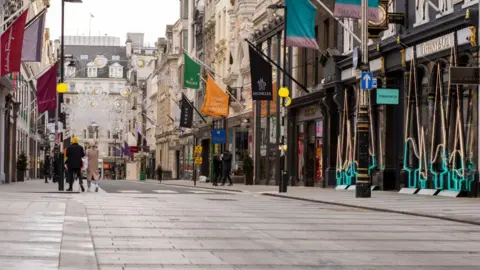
left=267, top=4, right=288, bottom=193
left=55, top=0, right=83, bottom=191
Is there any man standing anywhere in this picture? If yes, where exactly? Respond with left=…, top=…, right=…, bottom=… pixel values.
left=221, top=150, right=233, bottom=186
left=66, top=137, right=85, bottom=192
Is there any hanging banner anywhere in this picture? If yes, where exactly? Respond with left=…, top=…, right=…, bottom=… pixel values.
left=333, top=0, right=379, bottom=22
left=248, top=45, right=273, bottom=101
left=183, top=53, right=201, bottom=89
left=200, top=75, right=229, bottom=117
left=36, top=63, right=58, bottom=114
left=179, top=95, right=193, bottom=128
left=0, top=9, right=29, bottom=76
left=285, top=0, right=319, bottom=49
left=211, top=129, right=226, bottom=145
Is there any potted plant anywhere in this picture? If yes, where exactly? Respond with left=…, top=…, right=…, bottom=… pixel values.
left=16, top=152, right=28, bottom=182
left=243, top=151, right=254, bottom=185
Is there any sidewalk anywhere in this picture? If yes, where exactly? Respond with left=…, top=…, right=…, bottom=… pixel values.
left=0, top=179, right=98, bottom=269
left=158, top=179, right=480, bottom=225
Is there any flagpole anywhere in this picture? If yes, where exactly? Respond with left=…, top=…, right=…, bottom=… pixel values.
left=181, top=92, right=206, bottom=123
left=313, top=0, right=361, bottom=43
left=182, top=49, right=220, bottom=79
left=199, top=75, right=241, bottom=105
left=24, top=8, right=47, bottom=29
left=245, top=39, right=309, bottom=94
left=0, top=3, right=28, bottom=30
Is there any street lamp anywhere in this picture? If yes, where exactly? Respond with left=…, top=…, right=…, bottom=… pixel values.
left=267, top=3, right=288, bottom=193
left=55, top=0, right=83, bottom=191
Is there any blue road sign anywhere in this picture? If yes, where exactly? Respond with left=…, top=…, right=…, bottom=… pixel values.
left=372, top=78, right=377, bottom=88
left=361, top=72, right=373, bottom=90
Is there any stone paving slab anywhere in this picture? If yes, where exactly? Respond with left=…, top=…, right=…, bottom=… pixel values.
left=156, top=179, right=480, bottom=225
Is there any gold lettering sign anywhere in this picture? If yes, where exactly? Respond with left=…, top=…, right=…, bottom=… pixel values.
left=304, top=108, right=316, bottom=117
left=416, top=33, right=454, bottom=58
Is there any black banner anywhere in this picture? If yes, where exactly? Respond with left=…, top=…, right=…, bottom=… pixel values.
left=180, top=95, right=193, bottom=128
left=249, top=44, right=273, bottom=101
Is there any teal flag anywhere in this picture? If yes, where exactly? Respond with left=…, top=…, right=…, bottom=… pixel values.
left=285, top=0, right=319, bottom=49
left=183, top=53, right=201, bottom=89
left=334, top=0, right=379, bottom=22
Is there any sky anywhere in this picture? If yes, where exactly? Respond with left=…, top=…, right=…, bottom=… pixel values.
left=45, top=0, right=180, bottom=46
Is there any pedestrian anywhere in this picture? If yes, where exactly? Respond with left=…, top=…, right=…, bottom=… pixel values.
left=86, top=140, right=100, bottom=192
left=221, top=150, right=233, bottom=186
left=156, top=164, right=163, bottom=182
left=43, top=153, right=51, bottom=183
left=66, top=137, right=85, bottom=192
left=212, top=154, right=222, bottom=186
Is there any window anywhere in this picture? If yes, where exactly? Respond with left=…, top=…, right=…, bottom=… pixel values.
left=181, top=0, right=188, bottom=19
left=109, top=63, right=123, bottom=78
left=66, top=66, right=76, bottom=77
left=69, top=82, right=75, bottom=91
left=83, top=129, right=87, bottom=138
left=182, top=31, right=188, bottom=50
left=80, top=55, right=88, bottom=60
left=112, top=55, right=120, bottom=60
left=87, top=66, right=97, bottom=78
left=323, top=19, right=329, bottom=49
left=107, top=130, right=111, bottom=139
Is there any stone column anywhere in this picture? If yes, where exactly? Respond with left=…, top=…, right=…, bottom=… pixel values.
left=11, top=102, right=20, bottom=182
left=4, top=97, right=11, bottom=183
left=0, top=90, right=6, bottom=183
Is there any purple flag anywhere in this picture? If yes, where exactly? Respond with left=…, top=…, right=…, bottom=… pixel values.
left=22, top=12, right=45, bottom=62
left=37, top=63, right=58, bottom=113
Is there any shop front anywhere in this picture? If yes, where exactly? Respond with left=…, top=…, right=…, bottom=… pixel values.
left=288, top=92, right=325, bottom=187
left=321, top=3, right=479, bottom=195
left=179, top=135, right=194, bottom=180
left=227, top=113, right=252, bottom=177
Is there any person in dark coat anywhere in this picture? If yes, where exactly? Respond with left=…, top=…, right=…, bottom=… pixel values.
left=43, top=153, right=51, bottom=183
left=66, top=137, right=85, bottom=192
left=221, top=150, right=233, bottom=186
left=156, top=165, right=163, bottom=182
left=212, top=154, right=222, bottom=186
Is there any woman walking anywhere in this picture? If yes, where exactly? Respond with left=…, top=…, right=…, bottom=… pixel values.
left=87, top=140, right=100, bottom=192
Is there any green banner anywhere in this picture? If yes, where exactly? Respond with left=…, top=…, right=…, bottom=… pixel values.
left=183, top=53, right=201, bottom=89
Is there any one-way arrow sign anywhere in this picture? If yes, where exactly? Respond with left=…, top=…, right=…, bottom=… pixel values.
left=361, top=72, right=373, bottom=90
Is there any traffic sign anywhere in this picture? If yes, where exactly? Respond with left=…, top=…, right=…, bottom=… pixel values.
left=372, top=78, right=377, bottom=88
left=361, top=72, right=373, bottom=90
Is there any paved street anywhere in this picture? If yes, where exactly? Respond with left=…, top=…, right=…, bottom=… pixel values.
left=99, top=180, right=228, bottom=194
left=1, top=180, right=480, bottom=269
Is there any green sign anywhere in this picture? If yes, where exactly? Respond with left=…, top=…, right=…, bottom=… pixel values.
left=376, top=88, right=399, bottom=105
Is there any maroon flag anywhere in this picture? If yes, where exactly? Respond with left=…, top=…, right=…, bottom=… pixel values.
left=0, top=9, right=29, bottom=76
left=36, top=63, right=58, bottom=114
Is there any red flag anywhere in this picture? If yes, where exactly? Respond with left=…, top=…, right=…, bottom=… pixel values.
left=37, top=63, right=58, bottom=114
left=0, top=9, right=29, bottom=76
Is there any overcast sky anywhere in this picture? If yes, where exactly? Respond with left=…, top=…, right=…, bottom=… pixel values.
left=45, top=0, right=180, bottom=46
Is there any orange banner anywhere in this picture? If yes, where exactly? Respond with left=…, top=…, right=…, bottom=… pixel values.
left=260, top=82, right=277, bottom=117
left=200, top=75, right=229, bottom=117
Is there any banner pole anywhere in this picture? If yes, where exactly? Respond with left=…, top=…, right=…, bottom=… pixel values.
left=313, top=0, right=361, bottom=43
left=245, top=39, right=309, bottom=94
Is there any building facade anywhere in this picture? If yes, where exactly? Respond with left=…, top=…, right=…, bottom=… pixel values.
left=321, top=0, right=479, bottom=197
left=1, top=0, right=55, bottom=183
left=62, top=43, right=129, bottom=179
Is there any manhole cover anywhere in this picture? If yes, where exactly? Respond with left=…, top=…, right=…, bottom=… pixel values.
left=205, top=198, right=237, bottom=201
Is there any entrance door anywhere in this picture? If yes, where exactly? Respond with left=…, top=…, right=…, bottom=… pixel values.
left=305, top=121, right=316, bottom=186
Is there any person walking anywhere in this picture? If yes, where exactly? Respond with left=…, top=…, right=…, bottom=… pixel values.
left=66, top=137, right=85, bottom=192
left=43, top=153, right=51, bottom=183
left=156, top=164, right=163, bottom=182
left=212, top=154, right=222, bottom=186
left=86, top=141, right=100, bottom=192
left=220, top=150, right=233, bottom=186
